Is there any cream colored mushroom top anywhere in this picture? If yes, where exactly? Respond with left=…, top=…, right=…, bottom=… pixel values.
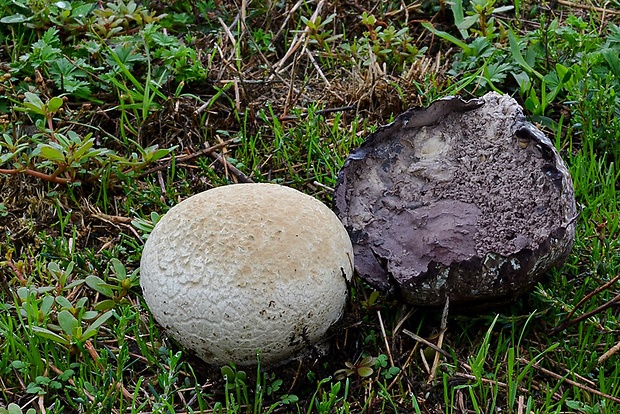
left=140, top=183, right=354, bottom=366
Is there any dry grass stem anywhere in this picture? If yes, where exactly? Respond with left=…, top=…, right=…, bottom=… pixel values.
left=429, top=298, right=449, bottom=383
left=305, top=48, right=331, bottom=87
left=598, top=340, right=620, bottom=365
left=377, top=309, right=395, bottom=367
left=139, top=138, right=238, bottom=176
left=565, top=272, right=620, bottom=320
left=271, top=0, right=325, bottom=77
left=549, top=291, right=620, bottom=334
left=402, top=329, right=453, bottom=360
left=556, top=0, right=620, bottom=15
left=518, top=358, right=620, bottom=403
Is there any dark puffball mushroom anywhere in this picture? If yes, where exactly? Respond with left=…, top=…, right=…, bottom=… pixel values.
left=334, top=92, right=576, bottom=307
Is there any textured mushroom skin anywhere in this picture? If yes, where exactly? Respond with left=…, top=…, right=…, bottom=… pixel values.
left=334, top=92, right=576, bottom=307
left=140, top=183, right=354, bottom=366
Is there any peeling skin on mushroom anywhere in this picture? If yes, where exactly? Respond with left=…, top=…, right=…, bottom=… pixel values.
left=334, top=92, right=577, bottom=307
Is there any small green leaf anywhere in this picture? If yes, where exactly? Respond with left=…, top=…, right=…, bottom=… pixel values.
left=492, top=5, right=514, bottom=13
left=131, top=218, right=154, bottom=233
left=58, top=369, right=74, bottom=381
left=221, top=365, right=235, bottom=381
left=448, top=0, right=468, bottom=39
left=512, top=71, right=531, bottom=93
left=0, top=14, right=31, bottom=24
left=508, top=29, right=543, bottom=80
left=41, top=295, right=55, bottom=314
left=360, top=355, right=375, bottom=366
left=524, top=94, right=540, bottom=113
left=94, top=299, right=116, bottom=311
left=10, top=360, right=27, bottom=371
left=57, top=309, right=79, bottom=336
left=82, top=310, right=115, bottom=339
left=32, top=326, right=69, bottom=345
left=25, top=385, right=44, bottom=395
left=24, top=92, right=45, bottom=111
left=281, top=394, right=298, bottom=404
left=422, top=22, right=472, bottom=55
left=82, top=310, right=99, bottom=320
left=72, top=4, right=94, bottom=18
left=47, top=261, right=61, bottom=274
left=38, top=144, right=66, bottom=162
left=457, top=15, right=479, bottom=31
left=602, top=48, right=620, bottom=77
left=149, top=147, right=174, bottom=162
left=357, top=366, right=374, bottom=377
left=7, top=402, right=25, bottom=414
left=555, top=63, right=572, bottom=83
left=70, top=137, right=95, bottom=160
left=19, top=103, right=47, bottom=116
left=55, top=1, right=71, bottom=9
left=1, top=152, right=15, bottom=164
left=110, top=258, right=127, bottom=280
left=76, top=297, right=88, bottom=309
left=85, top=275, right=115, bottom=297
left=46, top=96, right=64, bottom=114
left=55, top=296, right=73, bottom=309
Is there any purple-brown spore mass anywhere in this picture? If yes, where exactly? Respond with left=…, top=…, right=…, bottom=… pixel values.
left=334, top=92, right=576, bottom=307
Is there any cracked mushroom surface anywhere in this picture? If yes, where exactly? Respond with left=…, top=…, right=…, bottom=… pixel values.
left=140, top=183, right=354, bottom=366
left=334, top=92, right=576, bottom=307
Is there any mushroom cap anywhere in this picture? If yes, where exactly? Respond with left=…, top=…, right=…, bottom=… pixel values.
left=140, top=183, right=353, bottom=366
left=334, top=92, right=576, bottom=307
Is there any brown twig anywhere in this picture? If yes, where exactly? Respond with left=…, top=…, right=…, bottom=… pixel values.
left=311, top=180, right=334, bottom=193
left=304, top=47, right=331, bottom=87
left=84, top=339, right=103, bottom=370
left=209, top=151, right=254, bottom=183
left=5, top=258, right=26, bottom=284
left=402, top=329, right=454, bottom=361
left=403, top=328, right=546, bottom=399
left=90, top=211, right=133, bottom=224
left=429, top=297, right=449, bottom=383
left=37, top=395, right=45, bottom=414
left=548, top=292, right=620, bottom=335
left=384, top=2, right=422, bottom=17
left=157, top=170, right=167, bottom=203
left=89, top=208, right=144, bottom=243
left=566, top=272, right=620, bottom=321
left=555, top=0, right=620, bottom=15
left=452, top=372, right=537, bottom=398
left=598, top=340, right=620, bottom=365
left=0, top=167, right=74, bottom=184
left=287, top=359, right=304, bottom=394
left=518, top=357, right=620, bottom=403
left=269, top=0, right=325, bottom=78
left=276, top=104, right=357, bottom=121
left=138, top=138, right=237, bottom=177
left=272, top=0, right=304, bottom=43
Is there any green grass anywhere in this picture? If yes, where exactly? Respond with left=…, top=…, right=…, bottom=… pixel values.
left=1, top=0, right=620, bottom=412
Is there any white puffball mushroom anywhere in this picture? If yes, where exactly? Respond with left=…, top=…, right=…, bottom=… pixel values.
left=140, top=183, right=354, bottom=367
